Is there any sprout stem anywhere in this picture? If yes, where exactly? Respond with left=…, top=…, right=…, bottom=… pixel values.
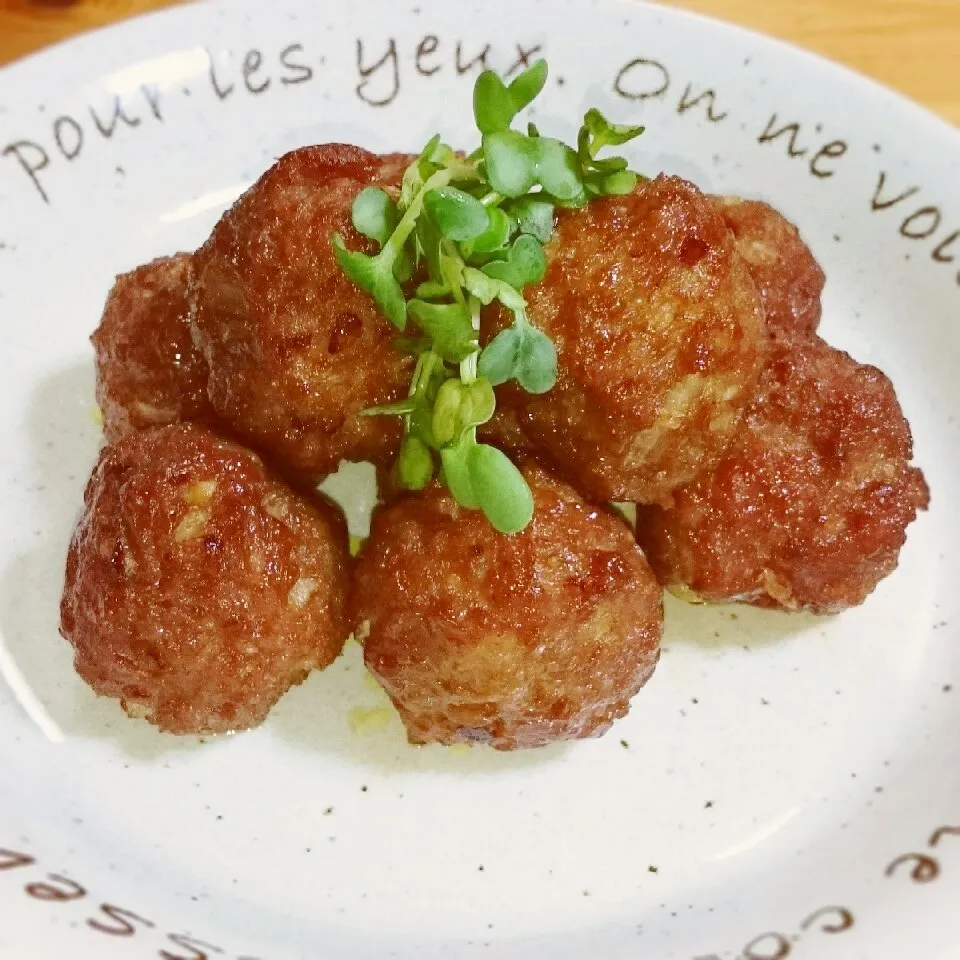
left=386, top=169, right=454, bottom=263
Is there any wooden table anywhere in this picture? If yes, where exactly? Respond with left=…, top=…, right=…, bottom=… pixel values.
left=0, top=0, right=957, bottom=126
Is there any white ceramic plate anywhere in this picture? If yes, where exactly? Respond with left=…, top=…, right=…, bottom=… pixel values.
left=1, top=1, right=959, bottom=957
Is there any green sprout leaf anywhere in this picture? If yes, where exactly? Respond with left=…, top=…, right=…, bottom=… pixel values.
left=407, top=300, right=476, bottom=363
left=507, top=59, right=548, bottom=112
left=431, top=378, right=495, bottom=445
left=482, top=234, right=547, bottom=290
left=462, top=267, right=526, bottom=311
left=477, top=328, right=521, bottom=386
left=507, top=196, right=554, bottom=243
left=590, top=155, right=630, bottom=174
left=397, top=435, right=434, bottom=491
left=419, top=132, right=444, bottom=164
left=463, top=378, right=496, bottom=428
left=415, top=214, right=444, bottom=281
left=470, top=207, right=514, bottom=255
left=461, top=267, right=500, bottom=306
left=597, top=170, right=638, bottom=195
left=478, top=321, right=556, bottom=393
left=482, top=131, right=539, bottom=197
left=583, top=107, right=645, bottom=149
left=467, top=444, right=534, bottom=534
left=473, top=71, right=517, bottom=135
left=534, top=138, right=586, bottom=204
left=485, top=132, right=587, bottom=205
left=474, top=60, right=548, bottom=136
left=432, top=379, right=465, bottom=446
left=351, top=187, right=399, bottom=247
left=440, top=441, right=480, bottom=509
left=332, top=234, right=407, bottom=331
left=424, top=186, right=491, bottom=242
left=516, top=326, right=557, bottom=394
left=575, top=108, right=646, bottom=198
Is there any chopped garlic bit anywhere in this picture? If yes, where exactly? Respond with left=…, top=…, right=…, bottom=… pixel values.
left=124, top=701, right=151, bottom=720
left=132, top=401, right=176, bottom=424
left=287, top=577, right=318, bottom=609
left=667, top=583, right=706, bottom=605
left=184, top=479, right=217, bottom=506
left=261, top=491, right=290, bottom=523
left=762, top=569, right=798, bottom=609
left=175, top=507, right=211, bottom=542
left=89, top=405, right=105, bottom=427
left=741, top=239, right=778, bottom=266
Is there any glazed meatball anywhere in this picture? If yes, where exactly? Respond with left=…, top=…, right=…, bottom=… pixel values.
left=476, top=405, right=535, bottom=457
left=716, top=197, right=825, bottom=341
left=60, top=424, right=351, bottom=734
left=488, top=175, right=768, bottom=505
left=635, top=338, right=929, bottom=613
left=354, top=464, right=663, bottom=750
left=191, top=145, right=415, bottom=477
left=92, top=254, right=216, bottom=441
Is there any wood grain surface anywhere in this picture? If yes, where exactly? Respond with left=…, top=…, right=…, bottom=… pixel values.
left=0, top=0, right=957, bottom=126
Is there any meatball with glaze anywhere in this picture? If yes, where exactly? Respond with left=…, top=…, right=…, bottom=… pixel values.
left=716, top=197, right=826, bottom=342
left=635, top=338, right=929, bottom=613
left=476, top=405, right=535, bottom=458
left=191, top=145, right=415, bottom=477
left=92, top=254, right=216, bottom=442
left=60, top=424, right=351, bottom=734
left=487, top=175, right=768, bottom=506
left=353, top=463, right=663, bottom=750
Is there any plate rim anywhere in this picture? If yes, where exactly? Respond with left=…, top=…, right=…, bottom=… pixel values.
left=0, top=0, right=957, bottom=152
left=0, top=2, right=958, bottom=959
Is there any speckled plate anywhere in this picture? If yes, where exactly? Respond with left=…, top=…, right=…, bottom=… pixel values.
left=1, top=1, right=959, bottom=957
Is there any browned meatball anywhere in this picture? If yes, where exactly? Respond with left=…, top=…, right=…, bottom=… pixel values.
left=716, top=197, right=826, bottom=341
left=354, top=464, right=663, bottom=750
left=635, top=338, right=929, bottom=613
left=476, top=405, right=535, bottom=457
left=487, top=175, right=768, bottom=506
left=92, top=254, right=216, bottom=442
left=60, top=424, right=351, bottom=734
left=191, top=145, right=415, bottom=477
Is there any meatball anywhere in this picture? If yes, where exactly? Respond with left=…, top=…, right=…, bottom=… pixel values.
left=92, top=254, right=215, bottom=441
left=476, top=405, right=535, bottom=457
left=60, top=424, right=351, bottom=734
left=488, top=175, right=768, bottom=505
left=353, top=464, right=663, bottom=750
left=635, top=338, right=929, bottom=613
left=191, top=145, right=415, bottom=477
left=716, top=197, right=825, bottom=341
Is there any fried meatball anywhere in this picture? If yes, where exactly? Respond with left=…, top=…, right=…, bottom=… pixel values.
left=487, top=175, right=768, bottom=505
left=60, top=424, right=351, bottom=734
left=92, top=254, right=216, bottom=442
left=354, top=464, right=663, bottom=750
left=635, top=338, right=929, bottom=613
left=716, top=197, right=825, bottom=341
left=476, top=405, right=535, bottom=457
left=191, top=145, right=415, bottom=476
